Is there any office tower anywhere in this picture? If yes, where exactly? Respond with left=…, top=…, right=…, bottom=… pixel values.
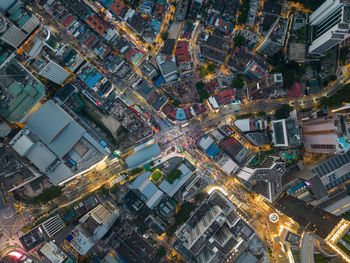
left=0, top=8, right=40, bottom=49
left=237, top=156, right=285, bottom=203
left=302, top=114, right=350, bottom=154
left=275, top=195, right=350, bottom=261
left=257, top=16, right=289, bottom=57
left=309, top=0, right=350, bottom=55
left=37, top=56, right=71, bottom=85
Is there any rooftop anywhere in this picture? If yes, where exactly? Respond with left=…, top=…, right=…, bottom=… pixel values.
left=125, top=143, right=161, bottom=168
left=0, top=60, right=45, bottom=123
left=27, top=100, right=85, bottom=158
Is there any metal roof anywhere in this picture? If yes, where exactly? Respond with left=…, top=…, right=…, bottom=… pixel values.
left=126, top=143, right=161, bottom=168
left=159, top=163, right=193, bottom=197
left=27, top=100, right=85, bottom=158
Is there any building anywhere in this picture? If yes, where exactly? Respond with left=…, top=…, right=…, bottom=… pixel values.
left=41, top=214, right=65, bottom=238
left=308, top=151, right=350, bottom=200
left=69, top=202, right=119, bottom=255
left=275, top=194, right=342, bottom=239
left=130, top=171, right=164, bottom=209
left=175, top=0, right=190, bottom=20
left=275, top=194, right=350, bottom=262
left=40, top=241, right=69, bottom=263
left=270, top=118, right=302, bottom=147
left=156, top=55, right=178, bottom=83
left=125, top=143, right=161, bottom=168
left=257, top=16, right=288, bottom=57
left=35, top=55, right=71, bottom=85
left=237, top=156, right=285, bottom=203
left=309, top=0, right=350, bottom=55
left=172, top=190, right=268, bottom=263
left=159, top=163, right=194, bottom=197
left=0, top=7, right=40, bottom=49
left=10, top=100, right=108, bottom=185
left=0, top=59, right=45, bottom=123
left=302, top=114, right=350, bottom=154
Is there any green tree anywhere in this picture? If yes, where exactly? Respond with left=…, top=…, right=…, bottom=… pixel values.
left=207, top=63, right=216, bottom=73
left=175, top=202, right=194, bottom=225
left=173, top=99, right=181, bottom=107
left=196, top=81, right=209, bottom=102
left=232, top=75, right=244, bottom=89
left=161, top=32, right=169, bottom=41
left=274, top=104, right=293, bottom=120
left=32, top=186, right=62, bottom=204
left=166, top=169, right=182, bottom=184
left=233, top=33, right=245, bottom=47
left=166, top=224, right=177, bottom=237
left=157, top=246, right=166, bottom=257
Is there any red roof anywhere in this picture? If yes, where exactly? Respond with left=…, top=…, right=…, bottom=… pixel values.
left=221, top=137, right=240, bottom=148
left=110, top=0, right=125, bottom=16
left=175, top=41, right=190, bottom=63
left=62, top=14, right=75, bottom=28
left=184, top=107, right=193, bottom=119
left=219, top=89, right=235, bottom=104
left=85, top=14, right=109, bottom=36
left=205, top=79, right=219, bottom=93
left=288, top=81, right=302, bottom=97
left=84, top=35, right=96, bottom=48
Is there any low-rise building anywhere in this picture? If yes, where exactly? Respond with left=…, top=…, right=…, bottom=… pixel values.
left=156, top=55, right=178, bottom=83
left=270, top=118, right=302, bottom=148
left=40, top=241, right=70, bottom=263
left=10, top=100, right=108, bottom=185
left=130, top=171, right=164, bottom=209
left=0, top=59, right=46, bottom=123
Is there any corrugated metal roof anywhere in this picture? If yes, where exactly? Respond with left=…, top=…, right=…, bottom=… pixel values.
left=27, top=100, right=85, bottom=158
left=159, top=164, right=192, bottom=197
left=126, top=143, right=161, bottom=168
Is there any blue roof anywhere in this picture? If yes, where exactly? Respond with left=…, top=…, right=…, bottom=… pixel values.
left=126, top=143, right=161, bottom=168
left=154, top=76, right=165, bottom=87
left=176, top=109, right=186, bottom=121
left=131, top=171, right=159, bottom=199
left=287, top=182, right=306, bottom=195
left=132, top=171, right=151, bottom=189
left=85, top=72, right=103, bottom=88
left=205, top=144, right=220, bottom=158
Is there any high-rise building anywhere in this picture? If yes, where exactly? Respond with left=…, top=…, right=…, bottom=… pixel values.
left=302, top=114, right=350, bottom=154
left=309, top=0, right=350, bottom=55
left=173, top=190, right=269, bottom=263
left=257, top=16, right=289, bottom=57
left=35, top=55, right=71, bottom=85
left=275, top=194, right=350, bottom=262
left=237, top=156, right=285, bottom=203
left=0, top=7, right=40, bottom=49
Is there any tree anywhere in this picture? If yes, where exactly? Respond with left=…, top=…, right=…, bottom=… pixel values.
left=175, top=202, right=194, bottom=225
left=233, top=33, right=245, bottom=47
left=161, top=32, right=169, bottom=41
left=166, top=169, right=182, bottom=184
left=207, top=63, right=216, bottom=73
left=173, top=99, right=181, bottom=107
left=32, top=186, right=62, bottom=204
left=196, top=81, right=209, bottom=102
left=166, top=224, right=177, bottom=237
left=231, top=75, right=244, bottom=89
left=157, top=246, right=166, bottom=257
left=274, top=104, right=293, bottom=120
